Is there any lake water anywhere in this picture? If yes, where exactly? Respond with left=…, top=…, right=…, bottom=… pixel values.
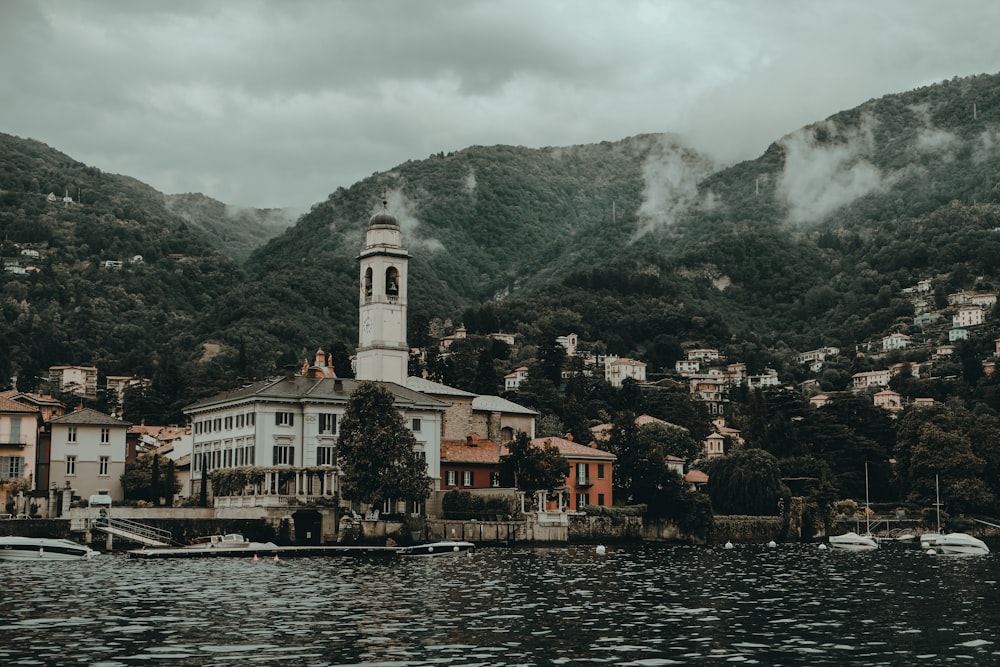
left=1, top=542, right=998, bottom=666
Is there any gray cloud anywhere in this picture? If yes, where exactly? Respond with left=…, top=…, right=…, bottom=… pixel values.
left=2, top=0, right=1000, bottom=208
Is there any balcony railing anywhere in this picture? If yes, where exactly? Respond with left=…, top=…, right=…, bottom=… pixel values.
left=575, top=477, right=594, bottom=487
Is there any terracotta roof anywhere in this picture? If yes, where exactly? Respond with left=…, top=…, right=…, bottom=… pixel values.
left=528, top=436, right=617, bottom=461
left=685, top=469, right=709, bottom=484
left=0, top=395, right=39, bottom=413
left=441, top=436, right=502, bottom=464
left=0, top=390, right=63, bottom=407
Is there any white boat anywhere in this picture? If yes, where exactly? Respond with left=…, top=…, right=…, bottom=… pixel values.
left=0, top=536, right=98, bottom=561
left=934, top=532, right=990, bottom=556
left=396, top=539, right=475, bottom=556
left=829, top=531, right=879, bottom=552
left=921, top=475, right=945, bottom=550
left=127, top=533, right=280, bottom=559
left=830, top=463, right=879, bottom=551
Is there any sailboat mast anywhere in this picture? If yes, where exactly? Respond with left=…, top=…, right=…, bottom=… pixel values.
left=865, top=462, right=871, bottom=534
left=935, top=474, right=941, bottom=533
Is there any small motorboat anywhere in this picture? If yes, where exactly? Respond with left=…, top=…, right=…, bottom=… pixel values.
left=396, top=539, right=475, bottom=556
left=828, top=531, right=879, bottom=552
left=127, top=533, right=280, bottom=559
left=933, top=532, right=990, bottom=556
left=0, top=536, right=98, bottom=561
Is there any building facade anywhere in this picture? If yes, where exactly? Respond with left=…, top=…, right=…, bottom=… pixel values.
left=47, top=408, right=130, bottom=500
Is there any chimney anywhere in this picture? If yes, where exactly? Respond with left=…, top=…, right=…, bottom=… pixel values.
left=565, top=432, right=574, bottom=442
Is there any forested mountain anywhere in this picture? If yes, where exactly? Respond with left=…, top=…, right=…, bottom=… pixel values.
left=164, top=193, right=300, bottom=264
left=3, top=73, right=1000, bottom=419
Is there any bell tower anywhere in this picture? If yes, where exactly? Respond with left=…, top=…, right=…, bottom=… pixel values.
left=356, top=198, right=410, bottom=384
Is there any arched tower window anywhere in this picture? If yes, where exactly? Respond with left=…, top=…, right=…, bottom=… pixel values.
left=364, top=267, right=373, bottom=299
left=385, top=267, right=399, bottom=297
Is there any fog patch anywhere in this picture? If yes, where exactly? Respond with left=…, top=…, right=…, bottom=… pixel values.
left=463, top=168, right=477, bottom=195
left=973, top=129, right=1000, bottom=164
left=376, top=188, right=444, bottom=252
left=778, top=113, right=887, bottom=225
left=915, top=127, right=958, bottom=153
left=634, top=134, right=715, bottom=240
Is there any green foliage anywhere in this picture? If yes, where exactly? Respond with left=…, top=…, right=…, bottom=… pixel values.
left=441, top=490, right=515, bottom=519
left=121, top=452, right=181, bottom=503
left=500, top=432, right=570, bottom=492
left=337, top=382, right=432, bottom=507
left=705, top=448, right=789, bottom=516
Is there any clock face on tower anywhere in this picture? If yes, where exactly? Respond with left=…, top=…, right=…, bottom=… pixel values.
left=364, top=316, right=373, bottom=334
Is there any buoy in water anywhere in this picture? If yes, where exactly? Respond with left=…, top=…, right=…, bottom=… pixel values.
left=274, top=553, right=280, bottom=562
left=596, top=545, right=607, bottom=555
left=926, top=548, right=937, bottom=555
left=253, top=553, right=259, bottom=562
left=767, top=540, right=777, bottom=548
left=724, top=541, right=734, bottom=550
left=818, top=544, right=828, bottom=550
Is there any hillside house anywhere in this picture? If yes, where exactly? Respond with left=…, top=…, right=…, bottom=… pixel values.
left=852, top=369, right=892, bottom=391
left=504, top=366, right=529, bottom=391
left=687, top=348, right=721, bottom=362
left=882, top=333, right=911, bottom=351
left=556, top=333, right=579, bottom=356
left=675, top=359, right=700, bottom=375
left=606, top=357, right=646, bottom=387
left=439, top=325, right=467, bottom=350
left=873, top=389, right=903, bottom=413
left=953, top=306, right=985, bottom=328
left=950, top=328, right=969, bottom=342
left=48, top=365, right=99, bottom=399
left=796, top=347, right=840, bottom=365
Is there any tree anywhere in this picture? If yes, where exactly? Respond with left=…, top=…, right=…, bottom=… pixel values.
left=121, top=452, right=180, bottom=503
left=500, top=432, right=569, bottom=493
left=607, top=413, right=689, bottom=517
left=636, top=422, right=703, bottom=463
left=337, top=382, right=432, bottom=511
left=705, top=448, right=789, bottom=515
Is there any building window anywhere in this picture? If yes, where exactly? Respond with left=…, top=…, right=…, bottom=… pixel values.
left=67, top=427, right=77, bottom=443
left=462, top=470, right=474, bottom=487
left=597, top=493, right=605, bottom=506
left=213, top=418, right=221, bottom=431
left=100, top=428, right=110, bottom=444
left=273, top=445, right=295, bottom=466
left=411, top=418, right=421, bottom=432
left=597, top=463, right=605, bottom=480
left=445, top=470, right=457, bottom=486
left=99, top=456, right=110, bottom=477
left=225, top=416, right=233, bottom=429
left=576, top=463, right=588, bottom=484
left=500, top=426, right=514, bottom=443
left=66, top=456, right=77, bottom=476
left=0, top=456, right=23, bottom=482
left=319, top=413, right=337, bottom=435
left=236, top=414, right=244, bottom=428
left=491, top=472, right=501, bottom=488
left=248, top=412, right=255, bottom=426
left=576, top=493, right=588, bottom=509
left=317, top=446, right=336, bottom=466
left=276, top=412, right=294, bottom=427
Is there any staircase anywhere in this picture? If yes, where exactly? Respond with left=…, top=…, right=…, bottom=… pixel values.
left=91, top=517, right=174, bottom=547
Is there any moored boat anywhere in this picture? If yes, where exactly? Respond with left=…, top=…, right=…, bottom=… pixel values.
left=828, top=531, right=879, bottom=552
left=933, top=532, right=990, bottom=556
left=0, top=536, right=98, bottom=561
left=127, top=533, right=280, bottom=559
left=396, top=539, right=475, bottom=556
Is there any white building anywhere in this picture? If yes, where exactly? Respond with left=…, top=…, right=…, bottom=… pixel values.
left=184, top=376, right=448, bottom=504
left=504, top=366, right=529, bottom=391
left=48, top=365, right=99, bottom=399
left=556, top=333, right=579, bottom=356
left=606, top=357, right=646, bottom=387
left=953, top=306, right=985, bottom=329
left=882, top=333, right=911, bottom=351
left=47, top=408, right=130, bottom=501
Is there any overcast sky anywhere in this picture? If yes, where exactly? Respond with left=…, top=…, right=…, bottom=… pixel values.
left=2, top=1, right=999, bottom=209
